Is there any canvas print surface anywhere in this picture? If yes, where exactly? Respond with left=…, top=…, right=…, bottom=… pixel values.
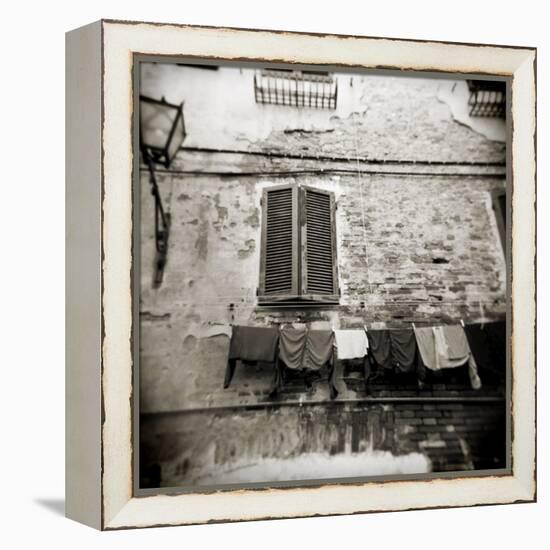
left=137, top=61, right=508, bottom=490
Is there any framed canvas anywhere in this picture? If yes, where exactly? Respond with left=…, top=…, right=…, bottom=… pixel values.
left=65, top=19, right=536, bottom=530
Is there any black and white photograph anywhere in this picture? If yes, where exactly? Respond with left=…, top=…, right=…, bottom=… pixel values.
left=137, top=60, right=509, bottom=490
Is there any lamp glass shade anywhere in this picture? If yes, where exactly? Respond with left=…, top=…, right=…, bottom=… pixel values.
left=140, top=99, right=175, bottom=149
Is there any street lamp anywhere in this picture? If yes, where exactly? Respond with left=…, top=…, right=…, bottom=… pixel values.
left=140, top=95, right=186, bottom=287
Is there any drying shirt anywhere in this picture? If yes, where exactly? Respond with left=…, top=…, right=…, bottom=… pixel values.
left=433, top=326, right=470, bottom=369
left=367, top=329, right=417, bottom=372
left=389, top=329, right=417, bottom=373
left=367, top=330, right=392, bottom=369
left=279, top=327, right=334, bottom=371
left=279, top=326, right=308, bottom=370
left=303, top=330, right=335, bottom=371
left=334, top=329, right=369, bottom=360
left=416, top=325, right=481, bottom=389
left=228, top=325, right=279, bottom=362
left=413, top=326, right=437, bottom=370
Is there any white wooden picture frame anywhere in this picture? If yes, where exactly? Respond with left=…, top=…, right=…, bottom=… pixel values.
left=66, top=19, right=536, bottom=530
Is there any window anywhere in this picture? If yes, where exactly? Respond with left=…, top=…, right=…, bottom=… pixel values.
left=254, top=69, right=338, bottom=109
left=466, top=80, right=506, bottom=118
left=491, top=189, right=506, bottom=251
left=258, top=185, right=339, bottom=304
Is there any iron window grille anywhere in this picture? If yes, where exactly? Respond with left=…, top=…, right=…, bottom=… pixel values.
left=254, top=69, right=338, bottom=109
left=466, top=80, right=506, bottom=118
left=258, top=184, right=340, bottom=305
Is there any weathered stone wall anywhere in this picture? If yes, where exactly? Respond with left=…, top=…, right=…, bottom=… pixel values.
left=140, top=164, right=505, bottom=413
left=139, top=65, right=507, bottom=484
left=141, top=392, right=506, bottom=488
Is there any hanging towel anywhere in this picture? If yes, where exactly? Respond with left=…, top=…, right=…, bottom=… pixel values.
left=334, top=329, right=369, bottom=360
left=303, top=330, right=335, bottom=371
left=228, top=326, right=279, bottom=362
left=433, top=326, right=470, bottom=369
left=225, top=326, right=280, bottom=389
left=279, top=326, right=308, bottom=370
left=413, top=326, right=437, bottom=371
left=389, top=329, right=417, bottom=373
left=367, top=330, right=392, bottom=369
left=433, top=325, right=482, bottom=390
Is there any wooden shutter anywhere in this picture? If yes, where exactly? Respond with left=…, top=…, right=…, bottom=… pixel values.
left=258, top=185, right=299, bottom=300
left=300, top=186, right=339, bottom=301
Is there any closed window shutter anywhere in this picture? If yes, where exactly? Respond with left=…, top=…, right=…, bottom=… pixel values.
left=301, top=187, right=338, bottom=298
left=259, top=186, right=299, bottom=297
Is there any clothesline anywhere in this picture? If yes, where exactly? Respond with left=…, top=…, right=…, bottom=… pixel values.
left=226, top=318, right=503, bottom=331
left=223, top=320, right=506, bottom=398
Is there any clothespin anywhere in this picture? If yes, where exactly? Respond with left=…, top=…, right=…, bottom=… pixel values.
left=460, top=319, right=465, bottom=328
left=412, top=322, right=416, bottom=330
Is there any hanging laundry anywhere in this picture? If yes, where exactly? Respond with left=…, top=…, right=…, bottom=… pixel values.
left=228, top=325, right=279, bottom=362
left=436, top=325, right=482, bottom=389
left=304, top=330, right=337, bottom=399
left=276, top=327, right=338, bottom=399
left=368, top=329, right=417, bottom=373
left=413, top=326, right=437, bottom=370
left=334, top=329, right=369, bottom=360
left=278, top=326, right=308, bottom=370
left=433, top=326, right=470, bottom=369
left=224, top=325, right=279, bottom=388
left=303, top=330, right=334, bottom=371
left=366, top=329, right=392, bottom=369
left=415, top=325, right=481, bottom=389
left=389, top=329, right=417, bottom=373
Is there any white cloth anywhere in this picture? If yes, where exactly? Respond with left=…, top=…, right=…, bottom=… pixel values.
left=334, top=330, right=369, bottom=360
left=432, top=325, right=482, bottom=390
left=433, top=326, right=469, bottom=370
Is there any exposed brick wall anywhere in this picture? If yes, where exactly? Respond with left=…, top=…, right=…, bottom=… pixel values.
left=139, top=166, right=506, bottom=413
left=256, top=76, right=505, bottom=163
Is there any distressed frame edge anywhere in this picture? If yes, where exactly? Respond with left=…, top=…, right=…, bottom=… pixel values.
left=65, top=20, right=104, bottom=530
left=98, top=20, right=536, bottom=530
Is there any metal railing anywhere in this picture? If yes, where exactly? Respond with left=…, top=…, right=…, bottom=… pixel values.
left=467, top=80, right=506, bottom=118
left=254, top=69, right=338, bottom=109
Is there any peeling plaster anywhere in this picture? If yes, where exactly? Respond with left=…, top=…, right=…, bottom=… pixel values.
left=213, top=193, right=228, bottom=224
left=437, top=80, right=506, bottom=143
left=238, top=239, right=256, bottom=259
left=244, top=208, right=260, bottom=228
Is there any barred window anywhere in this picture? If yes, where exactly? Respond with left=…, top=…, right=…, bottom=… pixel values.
left=258, top=185, right=339, bottom=304
left=254, top=69, right=338, bottom=109
left=467, top=80, right=506, bottom=118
